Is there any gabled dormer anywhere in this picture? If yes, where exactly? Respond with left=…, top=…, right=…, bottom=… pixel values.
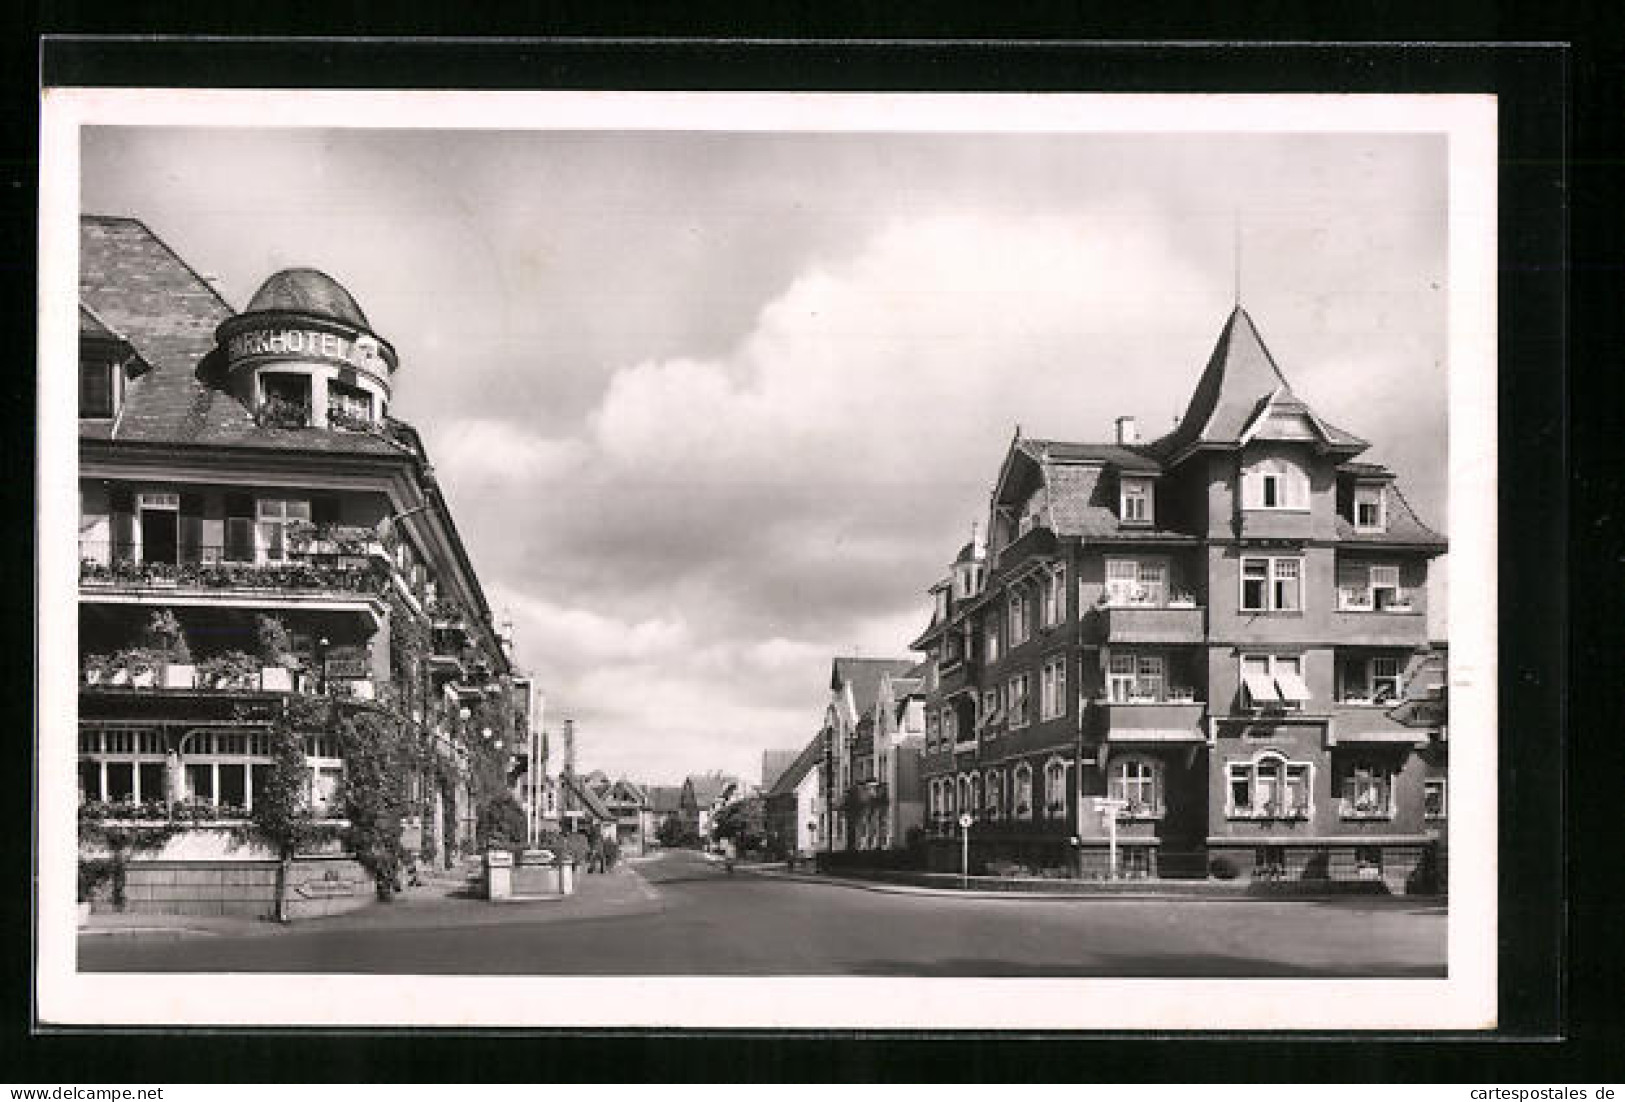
left=78, top=303, right=148, bottom=422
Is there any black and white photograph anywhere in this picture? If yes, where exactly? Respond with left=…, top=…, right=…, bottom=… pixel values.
left=36, top=89, right=1498, bottom=1030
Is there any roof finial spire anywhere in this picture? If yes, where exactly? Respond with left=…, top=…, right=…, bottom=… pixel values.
left=1233, top=209, right=1242, bottom=309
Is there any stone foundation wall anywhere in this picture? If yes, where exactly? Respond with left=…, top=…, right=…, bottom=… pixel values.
left=89, top=855, right=374, bottom=919
left=1206, top=842, right=1432, bottom=894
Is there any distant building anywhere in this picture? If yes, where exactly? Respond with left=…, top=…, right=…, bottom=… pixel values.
left=679, top=772, right=741, bottom=842
left=820, top=656, right=920, bottom=853
left=644, top=785, right=684, bottom=842
left=599, top=778, right=654, bottom=856
left=764, top=735, right=824, bottom=860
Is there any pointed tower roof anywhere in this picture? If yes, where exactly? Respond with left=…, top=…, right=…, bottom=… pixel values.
left=1150, top=306, right=1366, bottom=464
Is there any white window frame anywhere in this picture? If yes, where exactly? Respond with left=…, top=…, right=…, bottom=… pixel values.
left=1354, top=485, right=1387, bottom=531
left=1108, top=757, right=1164, bottom=819
left=984, top=768, right=1002, bottom=820
left=1424, top=777, right=1448, bottom=820
left=1339, top=562, right=1411, bottom=612
left=1226, top=752, right=1313, bottom=819
left=1239, top=554, right=1305, bottom=613
left=1043, top=757, right=1068, bottom=820
left=1007, top=672, right=1031, bottom=728
left=1040, top=562, right=1067, bottom=627
left=256, top=497, right=312, bottom=563
left=1013, top=763, right=1034, bottom=820
left=1339, top=761, right=1395, bottom=820
left=1008, top=589, right=1029, bottom=647
left=1120, top=476, right=1153, bottom=524
left=1040, top=654, right=1068, bottom=720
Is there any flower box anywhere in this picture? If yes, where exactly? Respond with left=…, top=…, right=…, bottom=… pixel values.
left=260, top=666, right=294, bottom=692
left=130, top=669, right=156, bottom=688
left=162, top=663, right=196, bottom=689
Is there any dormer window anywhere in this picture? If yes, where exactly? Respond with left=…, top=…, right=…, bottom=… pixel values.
left=1119, top=476, right=1153, bottom=524
left=1354, top=485, right=1387, bottom=531
left=79, top=356, right=121, bottom=419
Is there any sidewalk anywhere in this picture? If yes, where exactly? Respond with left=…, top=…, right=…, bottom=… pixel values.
left=740, top=863, right=1422, bottom=904
left=80, top=860, right=664, bottom=939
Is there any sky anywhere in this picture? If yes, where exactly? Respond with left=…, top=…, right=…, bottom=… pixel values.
left=81, top=124, right=1449, bottom=787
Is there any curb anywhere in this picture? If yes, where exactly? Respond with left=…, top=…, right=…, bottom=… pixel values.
left=739, top=867, right=1436, bottom=904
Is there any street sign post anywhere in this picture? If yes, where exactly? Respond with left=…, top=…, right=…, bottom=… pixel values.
left=1091, top=797, right=1128, bottom=879
left=958, top=813, right=973, bottom=889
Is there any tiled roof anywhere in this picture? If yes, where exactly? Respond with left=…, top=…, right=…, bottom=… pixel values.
left=831, top=656, right=918, bottom=715
left=79, top=303, right=122, bottom=342
left=1145, top=306, right=1366, bottom=460
left=765, top=734, right=824, bottom=799
left=1021, top=438, right=1162, bottom=472
left=1036, top=460, right=1192, bottom=542
left=685, top=773, right=741, bottom=806
left=1334, top=483, right=1446, bottom=547
left=78, top=215, right=406, bottom=458
left=761, top=748, right=800, bottom=789
left=564, top=774, right=613, bottom=821
left=645, top=785, right=683, bottom=814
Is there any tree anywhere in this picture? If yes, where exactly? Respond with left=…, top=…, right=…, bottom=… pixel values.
left=710, top=796, right=768, bottom=853
left=248, top=702, right=332, bottom=923
left=656, top=815, right=699, bottom=848
left=477, top=793, right=526, bottom=851
left=339, top=709, right=412, bottom=900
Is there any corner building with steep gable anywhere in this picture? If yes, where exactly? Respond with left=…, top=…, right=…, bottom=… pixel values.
left=912, top=306, right=1448, bottom=890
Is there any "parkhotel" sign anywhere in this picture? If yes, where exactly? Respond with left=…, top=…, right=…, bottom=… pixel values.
left=225, top=327, right=392, bottom=375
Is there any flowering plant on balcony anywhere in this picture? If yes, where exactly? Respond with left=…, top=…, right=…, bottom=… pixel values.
left=1168, top=589, right=1197, bottom=608
left=325, top=404, right=374, bottom=433
left=255, top=394, right=311, bottom=429
left=79, top=799, right=170, bottom=822
left=198, top=650, right=262, bottom=690
left=1118, top=799, right=1163, bottom=820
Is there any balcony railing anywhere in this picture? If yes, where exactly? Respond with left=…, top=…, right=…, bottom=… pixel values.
left=1093, top=698, right=1206, bottom=742
left=79, top=541, right=390, bottom=598
left=82, top=656, right=378, bottom=701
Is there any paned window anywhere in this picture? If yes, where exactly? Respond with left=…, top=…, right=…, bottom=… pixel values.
left=1107, top=653, right=1138, bottom=703
left=1013, top=763, right=1034, bottom=819
left=1120, top=476, right=1153, bottom=524
left=984, top=769, right=1002, bottom=820
left=1105, top=558, right=1167, bottom=606
left=1040, top=655, right=1068, bottom=720
left=1226, top=753, right=1312, bottom=817
left=1243, top=456, right=1310, bottom=510
left=1109, top=758, right=1163, bottom=818
left=1354, top=486, right=1387, bottom=531
left=1240, top=556, right=1304, bottom=613
left=1043, top=759, right=1068, bottom=819
left=1109, top=651, right=1167, bottom=703
left=1040, top=563, right=1067, bottom=626
left=79, top=358, right=117, bottom=419
left=1008, top=590, right=1029, bottom=646
left=1339, top=762, right=1394, bottom=819
left=256, top=498, right=311, bottom=562
left=1424, top=778, right=1447, bottom=819
left=1007, top=673, right=1031, bottom=728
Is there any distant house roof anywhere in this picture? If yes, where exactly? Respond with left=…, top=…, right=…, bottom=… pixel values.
left=765, top=734, right=824, bottom=800
left=645, top=785, right=683, bottom=814
left=685, top=773, right=740, bottom=807
left=831, top=656, right=918, bottom=714
left=563, top=774, right=614, bottom=821
left=761, top=748, right=800, bottom=789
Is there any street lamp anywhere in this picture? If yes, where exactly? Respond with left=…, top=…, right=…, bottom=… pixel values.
left=958, top=812, right=974, bottom=890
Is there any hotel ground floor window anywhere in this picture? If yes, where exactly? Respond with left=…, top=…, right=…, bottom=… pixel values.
left=78, top=727, right=167, bottom=803
left=1227, top=753, right=1311, bottom=817
left=1109, top=757, right=1163, bottom=818
left=1355, top=846, right=1384, bottom=878
left=1338, top=760, right=1394, bottom=819
left=1013, top=763, right=1034, bottom=819
left=182, top=730, right=274, bottom=814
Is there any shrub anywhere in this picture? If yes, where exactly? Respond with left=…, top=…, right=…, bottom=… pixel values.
left=255, top=614, right=294, bottom=665
left=476, top=794, right=527, bottom=851
left=1209, top=855, right=1239, bottom=880
left=139, top=609, right=191, bottom=663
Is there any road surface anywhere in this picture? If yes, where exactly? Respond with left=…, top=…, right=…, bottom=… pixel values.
left=79, top=848, right=1446, bottom=976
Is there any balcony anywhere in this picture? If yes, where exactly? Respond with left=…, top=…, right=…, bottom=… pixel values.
left=1096, top=600, right=1205, bottom=644
left=79, top=538, right=391, bottom=622
left=81, top=652, right=378, bottom=701
left=1092, top=698, right=1206, bottom=743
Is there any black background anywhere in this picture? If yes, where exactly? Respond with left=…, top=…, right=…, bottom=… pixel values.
left=4, top=7, right=1613, bottom=1085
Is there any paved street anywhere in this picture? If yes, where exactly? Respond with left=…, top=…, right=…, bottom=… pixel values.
left=79, top=848, right=1446, bottom=976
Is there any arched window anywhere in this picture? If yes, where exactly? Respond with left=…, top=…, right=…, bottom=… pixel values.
left=1012, top=762, right=1034, bottom=820
left=1043, top=758, right=1068, bottom=819
left=970, top=773, right=984, bottom=815
left=985, top=769, right=1002, bottom=820
left=958, top=775, right=972, bottom=817
left=1108, top=757, right=1164, bottom=818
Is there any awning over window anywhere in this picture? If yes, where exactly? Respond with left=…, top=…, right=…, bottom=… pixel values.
left=1274, top=669, right=1312, bottom=703
left=1243, top=672, right=1280, bottom=704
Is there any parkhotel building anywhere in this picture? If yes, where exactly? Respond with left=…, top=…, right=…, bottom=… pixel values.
left=75, top=215, right=534, bottom=917
left=911, top=306, right=1449, bottom=889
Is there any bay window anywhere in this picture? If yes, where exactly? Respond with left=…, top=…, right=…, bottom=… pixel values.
left=1226, top=753, right=1311, bottom=818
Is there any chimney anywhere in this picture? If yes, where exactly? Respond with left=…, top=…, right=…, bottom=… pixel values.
left=563, top=719, right=576, bottom=781
left=1115, top=415, right=1139, bottom=444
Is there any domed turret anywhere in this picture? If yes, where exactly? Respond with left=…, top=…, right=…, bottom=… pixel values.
left=215, top=267, right=397, bottom=431
left=244, top=268, right=372, bottom=330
